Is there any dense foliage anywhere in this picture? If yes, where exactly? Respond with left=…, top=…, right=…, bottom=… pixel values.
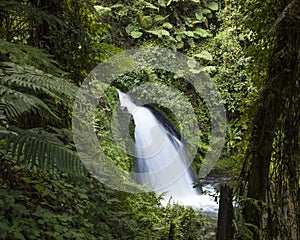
left=0, top=156, right=209, bottom=239
left=1, top=0, right=299, bottom=239
left=0, top=1, right=215, bottom=239
left=236, top=0, right=300, bottom=239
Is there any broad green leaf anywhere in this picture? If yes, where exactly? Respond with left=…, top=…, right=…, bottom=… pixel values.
left=195, top=12, right=202, bottom=20
left=202, top=8, right=212, bottom=14
left=94, top=5, right=110, bottom=11
left=194, top=50, right=213, bottom=61
left=183, top=31, right=194, bottom=37
left=158, top=0, right=166, bottom=7
left=15, top=203, right=27, bottom=214
left=111, top=4, right=123, bottom=8
left=175, top=34, right=182, bottom=41
left=162, top=22, right=173, bottom=29
left=176, top=41, right=184, bottom=49
left=188, top=38, right=195, bottom=47
left=160, top=29, right=170, bottom=36
left=125, top=24, right=137, bottom=34
left=35, top=184, right=44, bottom=192
left=195, top=12, right=206, bottom=22
left=154, top=15, right=169, bottom=23
left=168, top=36, right=177, bottom=42
left=144, top=2, right=159, bottom=10
left=207, top=2, right=219, bottom=11
left=146, top=30, right=160, bottom=36
left=94, top=5, right=111, bottom=13
left=192, top=20, right=203, bottom=24
left=166, top=0, right=173, bottom=6
left=130, top=31, right=143, bottom=39
left=23, top=177, right=31, bottom=183
left=147, top=29, right=170, bottom=38
left=204, top=65, right=217, bottom=73
left=140, top=16, right=152, bottom=28
left=194, top=28, right=210, bottom=37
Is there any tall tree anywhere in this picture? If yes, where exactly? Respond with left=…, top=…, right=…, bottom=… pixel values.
left=239, top=0, right=300, bottom=239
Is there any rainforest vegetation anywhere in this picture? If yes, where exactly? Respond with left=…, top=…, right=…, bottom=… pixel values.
left=0, top=0, right=299, bottom=239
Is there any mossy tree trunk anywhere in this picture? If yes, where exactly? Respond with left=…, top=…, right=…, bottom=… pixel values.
left=243, top=0, right=300, bottom=239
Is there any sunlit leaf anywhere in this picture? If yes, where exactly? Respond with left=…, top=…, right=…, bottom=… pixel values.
left=207, top=2, right=219, bottom=11
left=194, top=28, right=210, bottom=37
left=130, top=31, right=143, bottom=39
left=194, top=50, right=213, bottom=61
left=162, top=22, right=173, bottom=29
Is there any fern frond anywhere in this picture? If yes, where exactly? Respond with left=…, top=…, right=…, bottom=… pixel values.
left=0, top=62, right=79, bottom=120
left=0, top=86, right=58, bottom=119
left=1, top=127, right=87, bottom=176
left=0, top=39, right=65, bottom=77
left=1, top=62, right=78, bottom=104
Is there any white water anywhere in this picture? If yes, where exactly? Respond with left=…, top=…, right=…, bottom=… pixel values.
left=117, top=90, right=218, bottom=215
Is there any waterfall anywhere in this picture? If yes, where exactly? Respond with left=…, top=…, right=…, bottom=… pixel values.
left=117, top=90, right=219, bottom=213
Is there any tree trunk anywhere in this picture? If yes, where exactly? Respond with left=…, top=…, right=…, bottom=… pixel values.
left=217, top=184, right=234, bottom=240
left=168, top=222, right=175, bottom=240
left=243, top=1, right=300, bottom=239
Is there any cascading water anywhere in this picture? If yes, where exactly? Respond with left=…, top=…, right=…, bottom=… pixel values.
left=117, top=90, right=218, bottom=215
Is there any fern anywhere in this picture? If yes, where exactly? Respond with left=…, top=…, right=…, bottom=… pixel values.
left=0, top=36, right=87, bottom=176
left=0, top=62, right=78, bottom=120
left=0, top=87, right=58, bottom=119
left=0, top=39, right=65, bottom=77
left=1, top=62, right=77, bottom=101
left=1, top=127, right=87, bottom=176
